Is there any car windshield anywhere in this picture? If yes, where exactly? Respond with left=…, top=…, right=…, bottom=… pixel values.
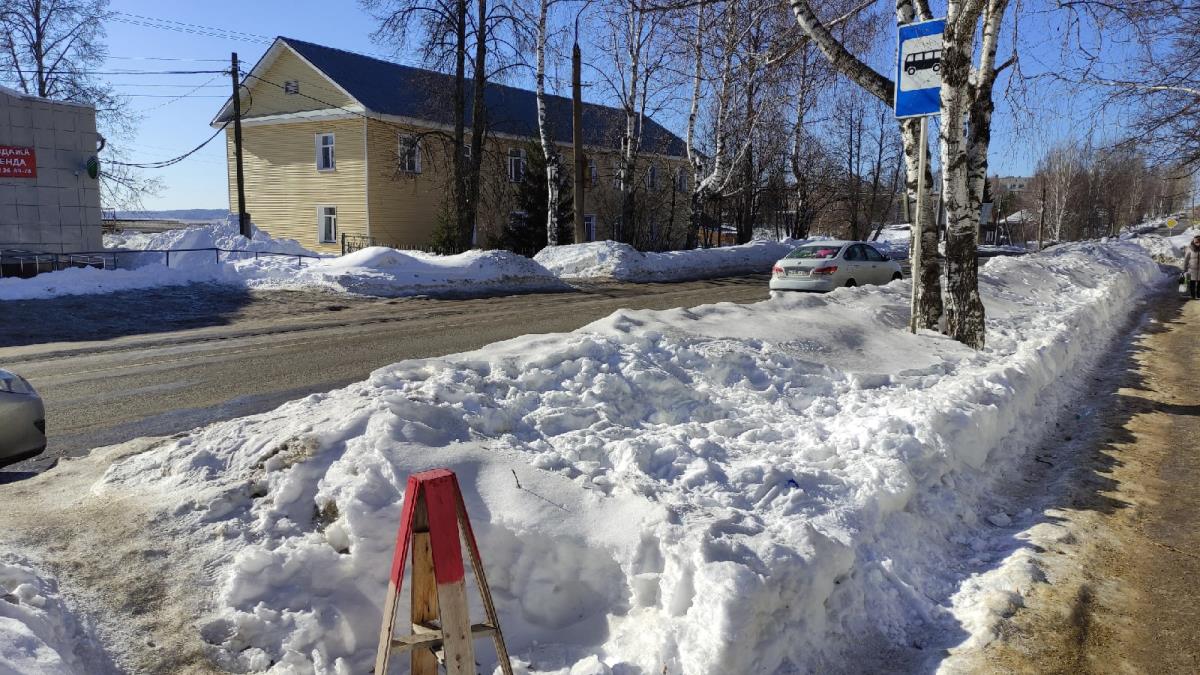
left=786, top=245, right=842, bottom=260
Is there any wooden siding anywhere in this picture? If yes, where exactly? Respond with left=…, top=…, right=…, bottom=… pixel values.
left=226, top=118, right=367, bottom=253
left=242, top=48, right=358, bottom=119
left=365, top=119, right=448, bottom=248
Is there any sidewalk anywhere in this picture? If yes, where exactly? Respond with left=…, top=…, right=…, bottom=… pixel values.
left=966, top=294, right=1200, bottom=673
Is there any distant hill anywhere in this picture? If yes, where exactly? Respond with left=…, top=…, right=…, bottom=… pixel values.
left=108, top=209, right=228, bottom=222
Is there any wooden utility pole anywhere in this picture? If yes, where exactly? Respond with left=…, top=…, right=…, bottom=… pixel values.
left=231, top=52, right=250, bottom=238
left=572, top=20, right=586, bottom=245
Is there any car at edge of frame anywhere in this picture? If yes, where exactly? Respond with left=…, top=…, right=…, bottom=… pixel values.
left=0, top=368, right=46, bottom=465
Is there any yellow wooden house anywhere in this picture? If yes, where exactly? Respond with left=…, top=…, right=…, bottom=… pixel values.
left=212, top=37, right=690, bottom=254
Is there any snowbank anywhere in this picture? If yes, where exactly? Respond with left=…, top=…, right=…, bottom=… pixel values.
left=1123, top=227, right=1197, bottom=264
left=533, top=239, right=800, bottom=281
left=0, top=555, right=112, bottom=674
left=81, top=241, right=1165, bottom=673
left=3, top=222, right=564, bottom=300
left=264, top=247, right=567, bottom=297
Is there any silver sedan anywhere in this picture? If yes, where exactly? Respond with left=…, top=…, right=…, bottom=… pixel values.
left=770, top=241, right=903, bottom=292
left=0, top=369, right=46, bottom=464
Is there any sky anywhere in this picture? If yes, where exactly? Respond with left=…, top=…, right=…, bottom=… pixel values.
left=93, top=0, right=1115, bottom=211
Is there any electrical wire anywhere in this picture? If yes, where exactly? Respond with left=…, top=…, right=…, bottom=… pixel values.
left=110, top=12, right=272, bottom=44
left=106, top=122, right=230, bottom=169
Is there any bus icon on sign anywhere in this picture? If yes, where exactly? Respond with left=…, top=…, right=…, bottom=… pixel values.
left=904, top=50, right=942, bottom=75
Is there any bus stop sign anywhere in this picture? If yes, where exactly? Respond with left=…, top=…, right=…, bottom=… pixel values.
left=895, top=18, right=946, bottom=119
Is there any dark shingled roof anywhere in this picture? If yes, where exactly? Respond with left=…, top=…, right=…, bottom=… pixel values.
left=271, top=37, right=686, bottom=157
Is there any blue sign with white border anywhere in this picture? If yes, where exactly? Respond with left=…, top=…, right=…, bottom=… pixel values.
left=895, top=18, right=946, bottom=119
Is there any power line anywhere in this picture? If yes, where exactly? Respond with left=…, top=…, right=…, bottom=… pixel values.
left=107, top=122, right=230, bottom=169
left=107, top=55, right=229, bottom=63
left=0, top=68, right=227, bottom=75
left=110, top=12, right=272, bottom=44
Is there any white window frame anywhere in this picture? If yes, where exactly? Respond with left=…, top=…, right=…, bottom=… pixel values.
left=612, top=162, right=623, bottom=190
left=588, top=158, right=598, bottom=187
left=508, top=147, right=526, bottom=183
left=317, top=205, right=337, bottom=243
left=676, top=166, right=688, bottom=193
left=316, top=133, right=335, bottom=172
left=584, top=214, right=596, bottom=242
left=398, top=134, right=422, bottom=174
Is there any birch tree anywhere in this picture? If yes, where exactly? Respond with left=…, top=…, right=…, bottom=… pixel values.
left=531, top=0, right=564, bottom=246
left=938, top=0, right=1011, bottom=349
left=789, top=0, right=944, bottom=333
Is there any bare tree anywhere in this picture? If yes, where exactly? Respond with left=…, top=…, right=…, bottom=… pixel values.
left=789, top=0, right=944, bottom=333
left=0, top=0, right=158, bottom=208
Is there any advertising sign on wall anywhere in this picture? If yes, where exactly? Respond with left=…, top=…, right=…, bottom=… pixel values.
left=0, top=145, right=37, bottom=178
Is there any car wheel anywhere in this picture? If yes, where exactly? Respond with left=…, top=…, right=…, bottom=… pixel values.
left=845, top=279, right=857, bottom=288
left=892, top=272, right=903, bottom=281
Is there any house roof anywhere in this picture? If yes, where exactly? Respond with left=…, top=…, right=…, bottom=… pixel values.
left=218, top=37, right=686, bottom=157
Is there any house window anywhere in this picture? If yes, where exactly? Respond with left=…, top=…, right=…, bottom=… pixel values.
left=316, top=133, right=335, bottom=171
left=399, top=135, right=421, bottom=173
left=584, top=214, right=596, bottom=242
left=676, top=167, right=688, bottom=192
left=612, top=162, right=623, bottom=190
left=588, top=158, right=597, bottom=187
left=647, top=165, right=658, bottom=189
left=318, top=205, right=337, bottom=243
left=284, top=80, right=300, bottom=95
left=508, top=148, right=526, bottom=183
left=463, top=144, right=472, bottom=161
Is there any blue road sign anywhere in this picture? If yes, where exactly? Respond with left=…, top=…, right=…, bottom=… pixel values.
left=895, top=18, right=946, bottom=119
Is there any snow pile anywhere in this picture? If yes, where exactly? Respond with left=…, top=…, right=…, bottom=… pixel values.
left=0, top=555, right=112, bottom=674
left=533, top=239, right=800, bottom=281
left=2, top=223, right=564, bottom=300
left=83, top=241, right=1165, bottom=673
left=264, top=246, right=566, bottom=297
left=1124, top=227, right=1197, bottom=263
left=103, top=216, right=315, bottom=262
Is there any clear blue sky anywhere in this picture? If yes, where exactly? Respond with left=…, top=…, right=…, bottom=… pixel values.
left=101, top=0, right=1102, bottom=211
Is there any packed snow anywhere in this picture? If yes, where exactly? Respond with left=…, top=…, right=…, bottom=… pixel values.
left=2, top=221, right=565, bottom=300
left=532, top=239, right=800, bottom=281
left=4, top=222, right=806, bottom=300
left=42, top=240, right=1163, bottom=673
left=0, top=554, right=112, bottom=674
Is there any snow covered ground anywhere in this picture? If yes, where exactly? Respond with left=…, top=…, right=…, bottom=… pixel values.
left=1, top=221, right=565, bottom=301
left=0, top=554, right=113, bottom=674
left=8, top=240, right=1162, bottom=673
left=2, top=222, right=800, bottom=300
left=533, top=239, right=799, bottom=282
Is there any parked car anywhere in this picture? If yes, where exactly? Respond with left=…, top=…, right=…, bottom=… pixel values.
left=770, top=241, right=903, bottom=293
left=0, top=369, right=45, bottom=464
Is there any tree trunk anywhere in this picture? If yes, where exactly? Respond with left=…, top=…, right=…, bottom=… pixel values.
left=534, top=0, right=561, bottom=247
left=452, top=0, right=469, bottom=248
left=901, top=118, right=943, bottom=330
left=939, top=0, right=989, bottom=349
left=464, top=0, right=488, bottom=250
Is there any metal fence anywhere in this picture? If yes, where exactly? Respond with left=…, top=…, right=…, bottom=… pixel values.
left=341, top=233, right=474, bottom=257
left=0, top=247, right=322, bottom=279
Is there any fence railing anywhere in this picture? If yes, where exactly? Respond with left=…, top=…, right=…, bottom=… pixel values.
left=0, top=247, right=322, bottom=279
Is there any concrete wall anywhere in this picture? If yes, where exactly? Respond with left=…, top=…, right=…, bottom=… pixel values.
left=0, top=87, right=103, bottom=253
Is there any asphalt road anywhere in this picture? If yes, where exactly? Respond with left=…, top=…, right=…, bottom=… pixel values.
left=0, top=275, right=770, bottom=474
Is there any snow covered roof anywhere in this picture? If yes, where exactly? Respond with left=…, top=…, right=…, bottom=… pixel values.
left=213, top=37, right=687, bottom=157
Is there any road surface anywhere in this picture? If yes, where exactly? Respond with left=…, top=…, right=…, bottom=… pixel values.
left=1, top=275, right=770, bottom=474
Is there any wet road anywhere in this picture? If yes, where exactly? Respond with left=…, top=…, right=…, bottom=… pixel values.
left=0, top=275, right=770, bottom=473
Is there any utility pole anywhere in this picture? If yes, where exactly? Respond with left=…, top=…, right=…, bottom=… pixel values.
left=572, top=17, right=586, bottom=245
left=231, top=52, right=250, bottom=238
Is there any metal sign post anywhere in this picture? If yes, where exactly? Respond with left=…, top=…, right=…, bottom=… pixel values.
left=896, top=17, right=945, bottom=333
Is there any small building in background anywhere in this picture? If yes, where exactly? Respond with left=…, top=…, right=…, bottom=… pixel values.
left=0, top=85, right=103, bottom=255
